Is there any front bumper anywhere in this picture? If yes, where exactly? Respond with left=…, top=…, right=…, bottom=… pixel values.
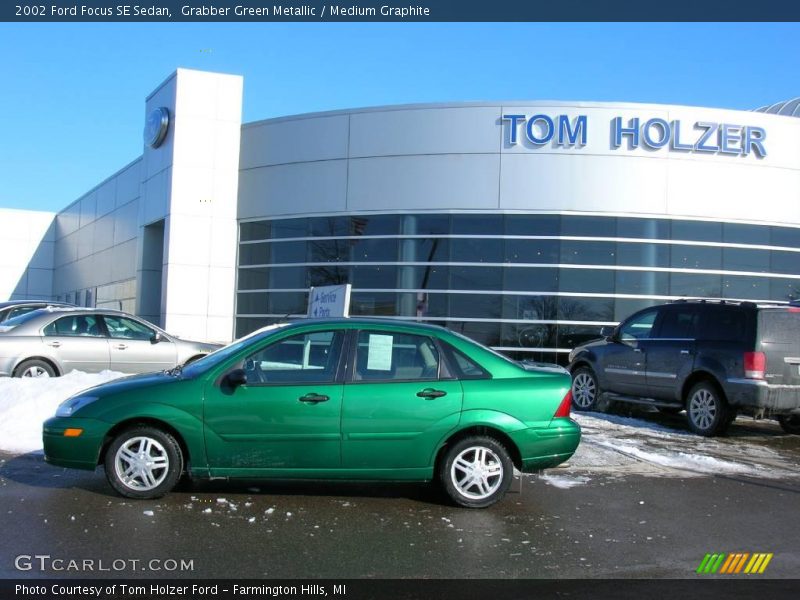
left=725, top=379, right=800, bottom=414
left=42, top=417, right=111, bottom=470
left=510, top=418, right=582, bottom=472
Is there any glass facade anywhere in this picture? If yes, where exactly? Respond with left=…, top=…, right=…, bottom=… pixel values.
left=236, top=214, right=800, bottom=364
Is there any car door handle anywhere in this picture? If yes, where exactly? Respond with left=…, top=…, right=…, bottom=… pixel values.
left=680, top=349, right=692, bottom=355
left=47, top=341, right=61, bottom=348
left=417, top=388, right=447, bottom=399
left=115, top=344, right=128, bottom=350
left=299, top=393, right=329, bottom=404
left=633, top=348, right=642, bottom=353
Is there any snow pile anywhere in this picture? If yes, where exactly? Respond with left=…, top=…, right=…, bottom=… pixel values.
left=0, top=370, right=127, bottom=454
left=538, top=474, right=591, bottom=489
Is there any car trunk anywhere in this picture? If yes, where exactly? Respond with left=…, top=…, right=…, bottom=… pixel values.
left=758, top=309, right=800, bottom=385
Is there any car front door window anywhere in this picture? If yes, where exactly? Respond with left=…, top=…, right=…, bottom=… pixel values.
left=619, top=310, right=658, bottom=342
left=243, top=331, right=344, bottom=385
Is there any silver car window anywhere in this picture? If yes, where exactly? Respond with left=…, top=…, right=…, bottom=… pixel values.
left=44, top=315, right=104, bottom=337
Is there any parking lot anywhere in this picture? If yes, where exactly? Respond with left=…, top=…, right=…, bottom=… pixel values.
left=1, top=405, right=799, bottom=579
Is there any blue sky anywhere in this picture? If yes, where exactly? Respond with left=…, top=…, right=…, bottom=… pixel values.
left=1, top=22, right=798, bottom=212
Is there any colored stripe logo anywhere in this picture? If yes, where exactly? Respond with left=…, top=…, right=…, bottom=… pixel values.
left=696, top=553, right=773, bottom=574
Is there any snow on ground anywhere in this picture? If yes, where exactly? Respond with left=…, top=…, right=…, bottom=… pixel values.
left=0, top=371, right=127, bottom=454
left=538, top=474, right=591, bottom=489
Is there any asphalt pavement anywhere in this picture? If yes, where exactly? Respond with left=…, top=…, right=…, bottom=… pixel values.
left=1, top=437, right=799, bottom=579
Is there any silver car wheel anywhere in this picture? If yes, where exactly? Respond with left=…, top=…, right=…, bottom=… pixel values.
left=689, top=388, right=717, bottom=431
left=22, top=365, right=50, bottom=378
left=450, top=446, right=504, bottom=501
left=572, top=372, right=596, bottom=409
left=114, top=436, right=170, bottom=492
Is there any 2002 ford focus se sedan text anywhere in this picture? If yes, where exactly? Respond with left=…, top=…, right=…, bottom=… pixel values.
left=43, top=319, right=581, bottom=508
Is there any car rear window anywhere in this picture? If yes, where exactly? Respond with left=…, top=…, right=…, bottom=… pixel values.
left=759, top=309, right=800, bottom=343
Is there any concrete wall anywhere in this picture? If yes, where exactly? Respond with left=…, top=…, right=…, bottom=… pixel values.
left=0, top=208, right=55, bottom=301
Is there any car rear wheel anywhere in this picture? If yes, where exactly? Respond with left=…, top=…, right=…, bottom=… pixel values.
left=685, top=381, right=730, bottom=437
left=571, top=366, right=599, bottom=411
left=777, top=415, right=800, bottom=435
left=104, top=426, right=183, bottom=499
left=14, top=359, right=56, bottom=378
left=440, top=436, right=513, bottom=508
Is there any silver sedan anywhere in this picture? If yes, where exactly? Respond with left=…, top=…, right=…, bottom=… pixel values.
left=0, top=308, right=221, bottom=377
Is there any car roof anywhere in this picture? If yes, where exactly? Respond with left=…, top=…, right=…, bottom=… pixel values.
left=0, top=300, right=72, bottom=309
left=278, top=317, right=451, bottom=334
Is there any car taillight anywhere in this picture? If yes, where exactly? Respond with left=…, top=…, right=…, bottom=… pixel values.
left=554, top=389, right=572, bottom=418
left=744, top=351, right=766, bottom=379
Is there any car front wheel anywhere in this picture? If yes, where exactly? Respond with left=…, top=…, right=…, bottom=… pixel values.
left=440, top=436, right=513, bottom=508
left=685, top=382, right=730, bottom=437
left=571, top=366, right=600, bottom=411
left=104, top=426, right=184, bottom=499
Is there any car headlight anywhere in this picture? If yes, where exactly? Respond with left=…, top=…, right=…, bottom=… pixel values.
left=55, top=396, right=99, bottom=418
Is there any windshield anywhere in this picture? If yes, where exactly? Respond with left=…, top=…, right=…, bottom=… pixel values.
left=180, top=323, right=289, bottom=377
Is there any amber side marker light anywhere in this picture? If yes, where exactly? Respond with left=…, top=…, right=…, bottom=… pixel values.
left=63, top=428, right=84, bottom=437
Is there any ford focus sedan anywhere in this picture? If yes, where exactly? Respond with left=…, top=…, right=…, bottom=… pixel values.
left=0, top=307, right=220, bottom=377
left=43, top=319, right=580, bottom=508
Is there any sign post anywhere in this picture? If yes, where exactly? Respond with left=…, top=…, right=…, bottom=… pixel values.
left=307, top=284, right=352, bottom=318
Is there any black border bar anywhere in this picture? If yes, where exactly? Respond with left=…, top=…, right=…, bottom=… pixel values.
left=4, top=1, right=800, bottom=22
left=4, top=579, right=800, bottom=600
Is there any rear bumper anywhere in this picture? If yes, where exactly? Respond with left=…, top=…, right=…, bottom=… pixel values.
left=725, top=379, right=800, bottom=414
left=510, top=418, right=581, bottom=472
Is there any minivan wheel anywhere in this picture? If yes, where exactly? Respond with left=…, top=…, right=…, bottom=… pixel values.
left=685, top=382, right=730, bottom=437
left=777, top=415, right=800, bottom=435
left=571, top=367, right=599, bottom=411
left=440, top=436, right=513, bottom=508
left=104, top=426, right=184, bottom=499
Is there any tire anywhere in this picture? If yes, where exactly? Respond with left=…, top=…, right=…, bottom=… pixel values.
left=14, top=359, right=56, bottom=378
left=439, top=436, right=513, bottom=508
left=104, top=426, right=184, bottom=499
left=571, top=366, right=600, bottom=411
left=685, top=381, right=730, bottom=437
left=777, top=415, right=800, bottom=435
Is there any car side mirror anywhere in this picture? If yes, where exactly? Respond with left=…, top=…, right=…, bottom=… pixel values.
left=600, top=326, right=615, bottom=340
left=225, top=368, right=248, bottom=388
left=151, top=331, right=163, bottom=344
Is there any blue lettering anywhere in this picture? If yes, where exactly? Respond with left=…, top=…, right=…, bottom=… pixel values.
left=501, top=114, right=526, bottom=145
left=642, top=118, right=671, bottom=149
left=557, top=115, right=587, bottom=146
left=612, top=117, right=640, bottom=149
left=670, top=120, right=693, bottom=151
left=694, top=122, right=719, bottom=153
left=743, top=126, right=767, bottom=158
left=526, top=114, right=554, bottom=145
left=719, top=124, right=742, bottom=155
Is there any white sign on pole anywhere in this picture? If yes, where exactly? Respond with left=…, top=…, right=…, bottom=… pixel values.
left=307, top=284, right=352, bottom=318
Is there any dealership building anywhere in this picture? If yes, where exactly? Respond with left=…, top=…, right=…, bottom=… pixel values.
left=2, top=68, right=800, bottom=363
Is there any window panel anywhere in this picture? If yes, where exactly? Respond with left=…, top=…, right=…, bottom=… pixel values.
left=450, top=238, right=503, bottom=263
left=770, top=250, right=800, bottom=276
left=450, top=266, right=502, bottom=291
left=501, top=294, right=558, bottom=321
left=615, top=271, right=669, bottom=295
left=309, top=216, right=350, bottom=237
left=670, top=273, right=722, bottom=298
left=616, top=218, right=670, bottom=240
left=670, top=245, right=721, bottom=270
left=397, top=265, right=449, bottom=290
left=770, top=226, right=800, bottom=248
left=348, top=215, right=399, bottom=236
left=614, top=299, right=659, bottom=322
left=308, top=265, right=349, bottom=287
left=448, top=321, right=501, bottom=347
left=722, top=276, right=768, bottom=300
left=401, top=214, right=450, bottom=235
left=769, top=278, right=800, bottom=302
left=560, top=240, right=616, bottom=265
left=561, top=215, right=616, bottom=237
left=271, top=241, right=308, bottom=263
left=236, top=317, right=276, bottom=338
left=269, top=292, right=307, bottom=315
left=449, top=294, right=502, bottom=319
left=504, top=267, right=558, bottom=292
left=559, top=268, right=614, bottom=294
left=452, top=214, right=503, bottom=235
left=351, top=238, right=398, bottom=262
left=558, top=297, right=613, bottom=321
left=399, top=238, right=449, bottom=263
left=616, top=242, right=670, bottom=267
left=723, top=222, right=770, bottom=245
left=271, top=219, right=308, bottom=239
left=501, top=322, right=557, bottom=349
left=238, top=267, right=270, bottom=290
left=269, top=267, right=307, bottom=289
left=504, top=214, right=561, bottom=236
left=352, top=265, right=398, bottom=289
left=240, top=221, right=271, bottom=242
left=723, top=248, right=770, bottom=273
left=504, top=239, right=559, bottom=263
left=237, top=292, right=269, bottom=315
left=557, top=325, right=606, bottom=349
left=308, top=239, right=350, bottom=263
left=350, top=292, right=401, bottom=316
left=671, top=220, right=721, bottom=243
left=238, top=242, right=270, bottom=266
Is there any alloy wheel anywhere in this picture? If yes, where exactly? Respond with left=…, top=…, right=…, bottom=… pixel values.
left=572, top=372, right=597, bottom=409
left=114, top=436, right=170, bottom=492
left=689, top=388, right=717, bottom=431
left=449, top=446, right=504, bottom=501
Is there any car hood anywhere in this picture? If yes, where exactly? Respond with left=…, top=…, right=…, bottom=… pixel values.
left=75, top=371, right=183, bottom=399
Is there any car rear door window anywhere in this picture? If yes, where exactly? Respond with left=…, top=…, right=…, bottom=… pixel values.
left=354, top=331, right=440, bottom=381
left=43, top=315, right=104, bottom=337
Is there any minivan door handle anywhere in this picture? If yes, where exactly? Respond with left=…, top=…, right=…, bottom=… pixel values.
left=417, top=388, right=447, bottom=399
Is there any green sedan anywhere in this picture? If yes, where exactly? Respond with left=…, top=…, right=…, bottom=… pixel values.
left=43, top=319, right=580, bottom=508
